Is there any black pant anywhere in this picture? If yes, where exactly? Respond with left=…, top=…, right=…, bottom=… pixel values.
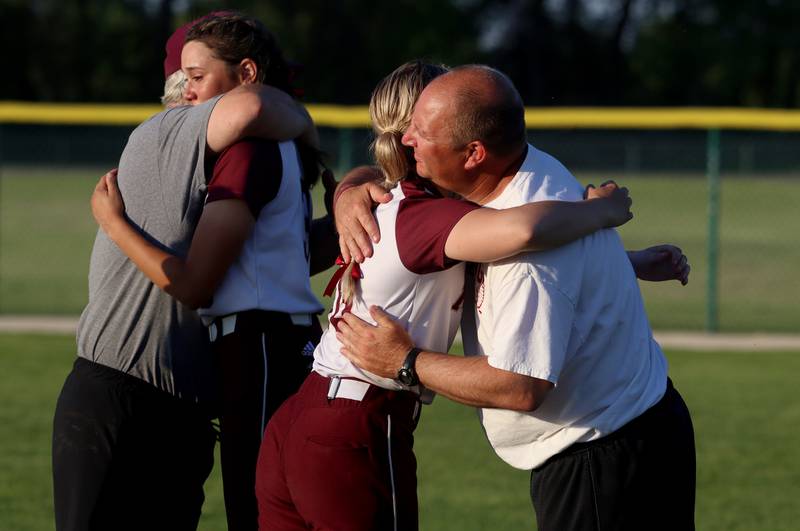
left=211, top=310, right=321, bottom=531
left=531, top=379, right=696, bottom=531
left=52, top=358, right=216, bottom=531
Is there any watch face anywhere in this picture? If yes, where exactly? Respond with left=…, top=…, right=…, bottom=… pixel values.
left=398, top=347, right=421, bottom=386
left=398, top=368, right=415, bottom=386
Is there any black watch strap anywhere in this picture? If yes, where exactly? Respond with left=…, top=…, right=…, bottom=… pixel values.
left=397, top=347, right=422, bottom=386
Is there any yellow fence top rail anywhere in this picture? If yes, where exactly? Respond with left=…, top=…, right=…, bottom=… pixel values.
left=0, top=102, right=163, bottom=126
left=2, top=101, right=800, bottom=131
left=521, top=107, right=800, bottom=131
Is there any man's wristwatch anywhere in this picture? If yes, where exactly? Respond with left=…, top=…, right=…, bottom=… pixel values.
left=397, top=347, right=422, bottom=386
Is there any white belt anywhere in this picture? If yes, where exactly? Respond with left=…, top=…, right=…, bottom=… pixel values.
left=326, top=376, right=371, bottom=401
left=207, top=312, right=313, bottom=342
left=208, top=314, right=237, bottom=342
left=289, top=313, right=313, bottom=326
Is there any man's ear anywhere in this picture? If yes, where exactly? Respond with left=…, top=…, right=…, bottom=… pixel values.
left=238, top=58, right=258, bottom=84
left=464, top=141, right=486, bottom=171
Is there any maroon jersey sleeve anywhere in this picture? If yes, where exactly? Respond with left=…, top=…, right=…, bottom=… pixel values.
left=396, top=177, right=480, bottom=274
left=206, top=138, right=282, bottom=217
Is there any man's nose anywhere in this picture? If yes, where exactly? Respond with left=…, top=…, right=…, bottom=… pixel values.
left=401, top=129, right=414, bottom=147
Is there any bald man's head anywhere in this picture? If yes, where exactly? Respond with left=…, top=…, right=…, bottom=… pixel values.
left=429, top=65, right=527, bottom=157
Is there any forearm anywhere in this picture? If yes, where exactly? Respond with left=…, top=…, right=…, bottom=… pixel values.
left=207, top=85, right=315, bottom=154
left=104, top=219, right=209, bottom=308
left=309, top=214, right=339, bottom=274
left=626, top=249, right=654, bottom=278
left=333, top=166, right=382, bottom=205
left=445, top=199, right=610, bottom=263
left=337, top=306, right=551, bottom=409
left=518, top=199, right=611, bottom=250
left=246, top=99, right=318, bottom=148
left=626, top=249, right=653, bottom=279
left=415, top=352, right=546, bottom=411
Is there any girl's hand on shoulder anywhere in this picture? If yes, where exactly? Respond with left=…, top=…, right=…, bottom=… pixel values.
left=585, top=180, right=633, bottom=228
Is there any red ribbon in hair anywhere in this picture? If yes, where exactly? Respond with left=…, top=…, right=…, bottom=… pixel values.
left=323, top=256, right=363, bottom=297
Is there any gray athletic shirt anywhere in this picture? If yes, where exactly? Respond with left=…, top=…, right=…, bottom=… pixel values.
left=76, top=96, right=222, bottom=407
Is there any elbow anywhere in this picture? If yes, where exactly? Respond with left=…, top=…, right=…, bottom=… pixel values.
left=165, top=284, right=212, bottom=311
left=228, top=92, right=264, bottom=139
left=510, top=393, right=541, bottom=413
left=183, top=290, right=214, bottom=311
left=519, top=223, right=540, bottom=252
left=517, top=395, right=542, bottom=413
left=342, top=165, right=382, bottom=186
left=507, top=379, right=552, bottom=412
left=521, top=218, right=559, bottom=252
left=181, top=297, right=203, bottom=311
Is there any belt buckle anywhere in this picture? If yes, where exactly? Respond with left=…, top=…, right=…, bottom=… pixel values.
left=327, top=376, right=342, bottom=400
left=208, top=314, right=237, bottom=343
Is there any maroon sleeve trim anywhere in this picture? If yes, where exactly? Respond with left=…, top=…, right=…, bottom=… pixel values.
left=207, top=139, right=283, bottom=217
left=396, top=178, right=480, bottom=274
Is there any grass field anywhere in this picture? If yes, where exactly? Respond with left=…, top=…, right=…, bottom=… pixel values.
left=1, top=333, right=799, bottom=531
left=1, top=166, right=799, bottom=331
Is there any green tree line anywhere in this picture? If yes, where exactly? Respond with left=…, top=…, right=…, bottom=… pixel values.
left=1, top=0, right=798, bottom=107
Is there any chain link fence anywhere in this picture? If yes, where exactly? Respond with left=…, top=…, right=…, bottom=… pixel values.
left=1, top=116, right=798, bottom=332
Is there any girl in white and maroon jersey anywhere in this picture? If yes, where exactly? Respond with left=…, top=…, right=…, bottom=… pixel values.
left=254, top=61, right=632, bottom=531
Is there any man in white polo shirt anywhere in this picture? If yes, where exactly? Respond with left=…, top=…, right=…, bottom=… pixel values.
left=338, top=65, right=695, bottom=531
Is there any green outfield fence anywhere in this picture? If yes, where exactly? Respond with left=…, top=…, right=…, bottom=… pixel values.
left=1, top=103, right=799, bottom=332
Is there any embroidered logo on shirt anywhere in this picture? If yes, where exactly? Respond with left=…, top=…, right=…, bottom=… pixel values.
left=475, top=265, right=486, bottom=315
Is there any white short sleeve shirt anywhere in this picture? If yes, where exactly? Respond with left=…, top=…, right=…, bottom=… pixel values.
left=463, top=145, right=668, bottom=470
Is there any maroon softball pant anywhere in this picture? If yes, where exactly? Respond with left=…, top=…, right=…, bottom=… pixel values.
left=256, top=371, right=421, bottom=530
left=211, top=310, right=320, bottom=531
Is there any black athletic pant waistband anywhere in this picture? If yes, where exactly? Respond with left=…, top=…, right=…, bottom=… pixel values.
left=548, top=378, right=679, bottom=461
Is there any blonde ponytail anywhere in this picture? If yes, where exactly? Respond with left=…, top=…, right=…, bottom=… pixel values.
left=371, top=130, right=409, bottom=188
left=339, top=261, right=359, bottom=304
left=337, top=61, right=449, bottom=305
left=368, top=60, right=449, bottom=189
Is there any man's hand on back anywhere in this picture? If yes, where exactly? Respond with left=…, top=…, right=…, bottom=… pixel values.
left=337, top=306, right=413, bottom=378
left=333, top=166, right=392, bottom=263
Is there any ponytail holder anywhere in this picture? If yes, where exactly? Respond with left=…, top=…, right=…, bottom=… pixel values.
left=323, top=256, right=363, bottom=297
